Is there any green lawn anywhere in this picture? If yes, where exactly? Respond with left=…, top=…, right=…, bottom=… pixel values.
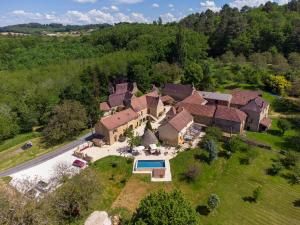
left=0, top=132, right=40, bottom=153
left=72, top=156, right=133, bottom=225
left=170, top=148, right=300, bottom=225
left=246, top=119, right=298, bottom=151
left=0, top=129, right=91, bottom=172
left=54, top=147, right=300, bottom=225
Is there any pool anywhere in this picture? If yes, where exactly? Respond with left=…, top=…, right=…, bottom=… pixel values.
left=136, top=160, right=166, bottom=170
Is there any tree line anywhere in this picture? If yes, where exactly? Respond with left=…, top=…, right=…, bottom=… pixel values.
left=0, top=1, right=300, bottom=144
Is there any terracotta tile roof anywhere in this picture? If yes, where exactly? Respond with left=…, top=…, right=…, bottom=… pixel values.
left=108, top=91, right=132, bottom=108
left=115, top=83, right=129, bottom=94
left=241, top=97, right=269, bottom=113
left=166, top=106, right=177, bottom=118
left=177, top=103, right=216, bottom=118
left=100, top=102, right=110, bottom=111
left=215, top=106, right=247, bottom=123
left=179, top=92, right=207, bottom=106
left=168, top=109, right=193, bottom=132
left=130, top=91, right=159, bottom=112
left=161, top=95, right=174, bottom=103
left=231, top=90, right=262, bottom=106
left=100, top=108, right=139, bottom=130
left=162, top=83, right=194, bottom=100
left=260, top=117, right=272, bottom=128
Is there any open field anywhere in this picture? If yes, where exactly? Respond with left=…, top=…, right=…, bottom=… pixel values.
left=0, top=132, right=40, bottom=153
left=246, top=118, right=298, bottom=151
left=97, top=148, right=300, bottom=225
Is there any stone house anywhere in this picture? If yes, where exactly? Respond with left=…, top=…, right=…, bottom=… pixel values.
left=162, top=83, right=195, bottom=101
left=230, top=90, right=262, bottom=109
left=214, top=106, right=247, bottom=134
left=158, top=109, right=193, bottom=146
left=241, top=97, right=271, bottom=131
left=95, top=108, right=140, bottom=145
left=176, top=103, right=216, bottom=127
left=130, top=91, right=165, bottom=120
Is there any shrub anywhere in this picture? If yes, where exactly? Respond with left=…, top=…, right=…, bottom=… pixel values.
left=281, top=151, right=300, bottom=169
left=267, top=161, right=283, bottom=176
left=205, top=127, right=223, bottom=142
left=277, top=119, right=291, bottom=135
left=203, top=138, right=218, bottom=164
left=226, top=136, right=244, bottom=153
left=253, top=186, right=262, bottom=202
left=184, top=164, right=200, bottom=182
left=207, top=194, right=220, bottom=211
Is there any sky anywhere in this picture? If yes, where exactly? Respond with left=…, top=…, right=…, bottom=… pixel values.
left=0, top=0, right=291, bottom=26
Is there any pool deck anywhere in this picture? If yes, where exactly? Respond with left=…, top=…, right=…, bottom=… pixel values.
left=133, top=158, right=172, bottom=182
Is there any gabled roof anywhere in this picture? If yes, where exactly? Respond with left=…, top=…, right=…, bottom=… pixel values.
left=161, top=95, right=174, bottom=103
left=130, top=91, right=159, bottom=112
left=260, top=117, right=272, bottom=128
left=241, top=97, right=269, bottom=113
left=215, top=106, right=247, bottom=123
left=100, top=108, right=139, bottom=130
left=166, top=106, right=177, bottom=118
left=200, top=91, right=232, bottom=102
left=108, top=91, right=133, bottom=108
left=115, top=83, right=129, bottom=94
left=177, top=103, right=216, bottom=118
left=100, top=102, right=110, bottom=111
left=178, top=92, right=207, bottom=106
left=231, top=90, right=262, bottom=106
left=162, top=83, right=194, bottom=100
left=167, top=109, right=193, bottom=132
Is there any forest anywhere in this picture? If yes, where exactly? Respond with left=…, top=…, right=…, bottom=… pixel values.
left=0, top=0, right=300, bottom=144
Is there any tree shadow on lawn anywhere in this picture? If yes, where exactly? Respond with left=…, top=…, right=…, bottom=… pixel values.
left=267, top=129, right=282, bottom=136
left=194, top=153, right=209, bottom=164
left=281, top=136, right=300, bottom=152
left=242, top=196, right=256, bottom=203
left=196, top=205, right=210, bottom=216
left=293, top=199, right=300, bottom=207
left=281, top=173, right=299, bottom=185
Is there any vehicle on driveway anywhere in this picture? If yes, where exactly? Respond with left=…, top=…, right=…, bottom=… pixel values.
left=72, top=159, right=86, bottom=168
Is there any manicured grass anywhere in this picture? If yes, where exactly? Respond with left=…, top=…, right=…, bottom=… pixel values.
left=62, top=147, right=300, bottom=225
left=72, top=156, right=134, bottom=225
left=0, top=132, right=40, bottom=153
left=170, top=149, right=300, bottom=225
left=246, top=119, right=298, bottom=151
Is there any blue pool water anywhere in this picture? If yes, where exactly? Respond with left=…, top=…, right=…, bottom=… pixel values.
left=136, top=160, right=165, bottom=169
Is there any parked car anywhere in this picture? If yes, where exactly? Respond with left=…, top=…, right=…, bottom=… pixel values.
left=22, top=141, right=33, bottom=150
left=72, top=159, right=86, bottom=168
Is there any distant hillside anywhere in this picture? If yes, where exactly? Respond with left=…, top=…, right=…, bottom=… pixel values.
left=0, top=23, right=111, bottom=34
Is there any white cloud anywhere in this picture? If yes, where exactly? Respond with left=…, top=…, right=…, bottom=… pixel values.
left=116, top=0, right=143, bottom=4
left=168, top=4, right=174, bottom=8
left=110, top=5, right=119, bottom=11
left=4, top=9, right=149, bottom=26
left=73, top=0, right=97, bottom=3
left=188, top=8, right=194, bottom=11
left=200, top=1, right=221, bottom=12
left=160, top=13, right=177, bottom=23
left=152, top=3, right=160, bottom=8
left=131, top=12, right=148, bottom=23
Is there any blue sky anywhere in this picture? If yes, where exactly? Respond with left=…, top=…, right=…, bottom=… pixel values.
left=0, top=0, right=290, bottom=26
